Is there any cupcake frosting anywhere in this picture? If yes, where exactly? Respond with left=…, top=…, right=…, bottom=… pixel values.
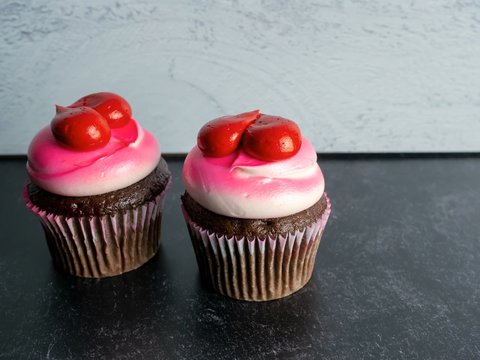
left=182, top=137, right=325, bottom=219
left=27, top=119, right=161, bottom=197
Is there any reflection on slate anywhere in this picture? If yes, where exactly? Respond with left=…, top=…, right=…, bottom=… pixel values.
left=0, top=156, right=479, bottom=359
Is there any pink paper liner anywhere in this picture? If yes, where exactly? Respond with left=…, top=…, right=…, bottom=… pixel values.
left=23, top=176, right=171, bottom=278
left=182, top=194, right=331, bottom=301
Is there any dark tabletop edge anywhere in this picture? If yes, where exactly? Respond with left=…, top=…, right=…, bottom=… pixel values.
left=2, top=152, right=480, bottom=161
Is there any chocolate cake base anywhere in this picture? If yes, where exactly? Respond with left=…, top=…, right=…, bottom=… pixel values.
left=182, top=192, right=328, bottom=238
left=24, top=158, right=171, bottom=278
left=27, top=158, right=170, bottom=217
left=181, top=193, right=331, bottom=301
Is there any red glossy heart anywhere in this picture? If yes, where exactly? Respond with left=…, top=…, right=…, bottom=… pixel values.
left=111, top=117, right=138, bottom=144
left=51, top=106, right=111, bottom=151
left=69, top=92, right=132, bottom=128
left=197, top=110, right=260, bottom=157
left=241, top=114, right=302, bottom=161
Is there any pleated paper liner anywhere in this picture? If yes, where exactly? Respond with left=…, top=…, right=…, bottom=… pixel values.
left=23, top=177, right=171, bottom=278
left=182, top=194, right=331, bottom=301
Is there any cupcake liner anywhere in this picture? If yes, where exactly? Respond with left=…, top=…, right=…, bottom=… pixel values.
left=23, top=177, right=171, bottom=278
left=182, top=194, right=331, bottom=301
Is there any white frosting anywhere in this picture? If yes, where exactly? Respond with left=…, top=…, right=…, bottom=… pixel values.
left=27, top=120, right=161, bottom=196
left=182, top=138, right=325, bottom=219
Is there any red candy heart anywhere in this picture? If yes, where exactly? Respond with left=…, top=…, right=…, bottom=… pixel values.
left=111, top=117, right=138, bottom=144
left=197, top=110, right=260, bottom=157
left=51, top=105, right=111, bottom=151
left=69, top=92, right=132, bottom=128
left=241, top=114, right=302, bottom=161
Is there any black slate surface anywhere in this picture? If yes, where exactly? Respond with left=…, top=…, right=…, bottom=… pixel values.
left=1, top=156, right=479, bottom=359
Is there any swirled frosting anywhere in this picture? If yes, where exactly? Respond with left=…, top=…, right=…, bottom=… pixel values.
left=27, top=119, right=161, bottom=196
left=182, top=137, right=325, bottom=219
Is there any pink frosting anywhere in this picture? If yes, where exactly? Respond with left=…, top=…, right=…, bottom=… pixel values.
left=27, top=119, right=161, bottom=196
left=182, top=137, right=325, bottom=219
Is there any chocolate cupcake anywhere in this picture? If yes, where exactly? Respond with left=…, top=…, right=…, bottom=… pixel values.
left=23, top=92, right=171, bottom=278
left=181, top=110, right=331, bottom=301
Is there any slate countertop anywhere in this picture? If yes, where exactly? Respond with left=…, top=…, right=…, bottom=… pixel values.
left=1, top=155, right=479, bottom=359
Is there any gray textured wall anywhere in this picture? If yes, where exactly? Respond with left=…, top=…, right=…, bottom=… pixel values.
left=1, top=0, right=480, bottom=154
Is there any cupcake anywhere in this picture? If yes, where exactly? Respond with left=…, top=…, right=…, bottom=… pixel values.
left=23, top=92, right=171, bottom=278
left=181, top=110, right=331, bottom=301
